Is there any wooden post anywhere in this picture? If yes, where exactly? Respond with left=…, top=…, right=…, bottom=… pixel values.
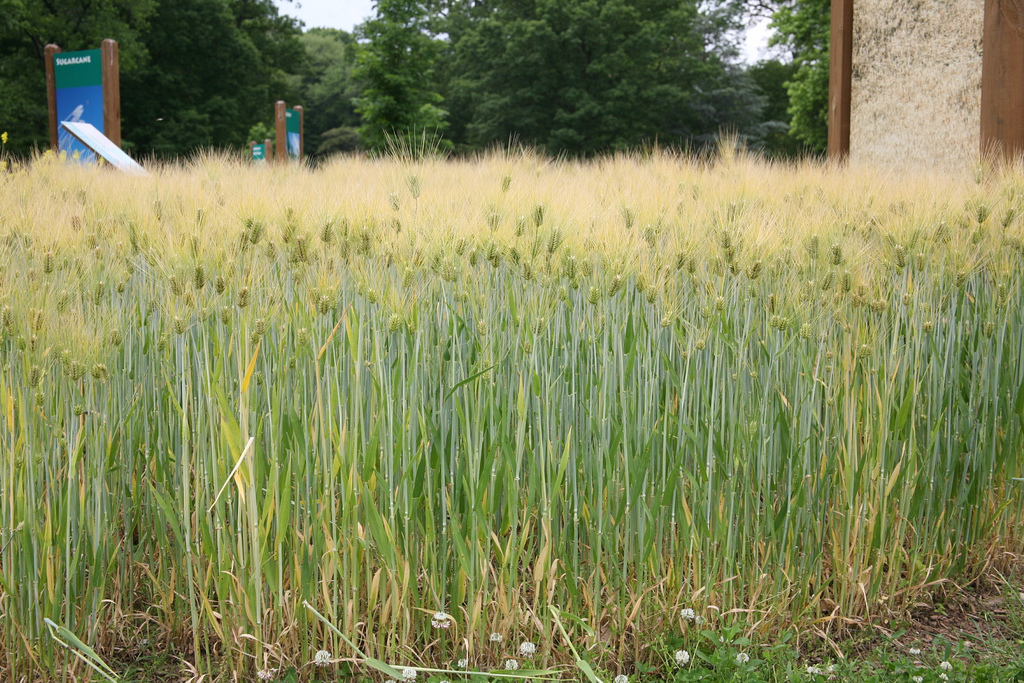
left=249, top=140, right=255, bottom=159
left=44, top=44, right=61, bottom=151
left=275, top=100, right=286, bottom=162
left=265, top=138, right=273, bottom=161
left=981, top=0, right=1024, bottom=160
left=101, top=39, right=121, bottom=147
left=293, top=105, right=304, bottom=159
left=827, top=0, right=854, bottom=160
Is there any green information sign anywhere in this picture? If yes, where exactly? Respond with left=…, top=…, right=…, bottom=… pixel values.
left=252, top=143, right=266, bottom=161
left=54, top=49, right=102, bottom=89
left=285, top=108, right=300, bottom=159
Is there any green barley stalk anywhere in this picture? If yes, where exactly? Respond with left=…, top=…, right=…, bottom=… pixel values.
left=0, top=151, right=1021, bottom=680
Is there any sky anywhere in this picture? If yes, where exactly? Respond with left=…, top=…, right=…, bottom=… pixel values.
left=275, top=0, right=374, bottom=33
left=741, top=15, right=776, bottom=64
left=274, top=0, right=777, bottom=64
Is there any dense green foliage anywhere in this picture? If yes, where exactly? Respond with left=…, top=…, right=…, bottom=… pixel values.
left=769, top=0, right=830, bottom=152
left=0, top=0, right=815, bottom=158
left=353, top=0, right=449, bottom=152
left=444, top=0, right=704, bottom=153
left=438, top=0, right=795, bottom=154
left=297, top=29, right=360, bottom=157
left=121, top=0, right=304, bottom=156
left=747, top=59, right=806, bottom=157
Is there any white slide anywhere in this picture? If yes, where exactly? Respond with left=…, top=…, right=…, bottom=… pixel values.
left=60, top=121, right=147, bottom=175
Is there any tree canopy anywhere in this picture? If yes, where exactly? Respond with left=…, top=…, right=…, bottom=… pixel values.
left=353, top=0, right=449, bottom=152
left=122, top=0, right=282, bottom=155
left=0, top=0, right=828, bottom=160
left=769, top=0, right=829, bottom=152
left=445, top=0, right=706, bottom=154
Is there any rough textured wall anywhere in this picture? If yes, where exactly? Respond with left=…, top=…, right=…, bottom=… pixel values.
left=851, top=0, right=983, bottom=169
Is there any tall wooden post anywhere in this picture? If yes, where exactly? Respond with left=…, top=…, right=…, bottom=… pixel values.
left=265, top=138, right=273, bottom=161
left=101, top=39, right=121, bottom=147
left=981, top=0, right=1024, bottom=159
left=275, top=100, right=286, bottom=162
left=44, top=44, right=61, bottom=151
left=828, top=0, right=854, bottom=160
left=249, top=140, right=255, bottom=158
left=293, top=105, right=304, bottom=159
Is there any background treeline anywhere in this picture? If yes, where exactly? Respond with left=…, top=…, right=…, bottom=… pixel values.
left=0, top=0, right=829, bottom=160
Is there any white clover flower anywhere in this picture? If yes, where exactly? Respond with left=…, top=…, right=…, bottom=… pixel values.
left=680, top=608, right=696, bottom=621
left=909, top=648, right=921, bottom=656
left=489, top=632, right=503, bottom=642
left=505, top=659, right=519, bottom=671
left=519, top=641, right=537, bottom=657
left=939, top=675, right=949, bottom=681
left=402, top=668, right=417, bottom=680
left=912, top=677, right=923, bottom=683
left=736, top=652, right=750, bottom=664
left=313, top=650, right=332, bottom=667
left=432, top=611, right=452, bottom=629
left=806, top=665, right=823, bottom=675
left=457, top=658, right=468, bottom=669
left=675, top=650, right=691, bottom=666
left=826, top=665, right=835, bottom=673
left=695, top=615, right=706, bottom=624
left=940, top=661, right=953, bottom=671
left=256, top=669, right=277, bottom=681
left=614, top=676, right=628, bottom=683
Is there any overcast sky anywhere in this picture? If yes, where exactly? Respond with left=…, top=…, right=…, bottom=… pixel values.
left=274, top=1, right=777, bottom=64
left=275, top=0, right=374, bottom=32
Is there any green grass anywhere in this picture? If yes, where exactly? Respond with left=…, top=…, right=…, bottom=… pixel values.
left=0, top=149, right=1022, bottom=681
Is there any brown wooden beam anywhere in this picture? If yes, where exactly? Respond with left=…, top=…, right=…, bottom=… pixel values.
left=101, top=39, right=121, bottom=147
left=981, top=0, right=1024, bottom=160
left=44, top=44, right=61, bottom=152
left=275, top=100, right=286, bottom=162
left=828, top=0, right=854, bottom=160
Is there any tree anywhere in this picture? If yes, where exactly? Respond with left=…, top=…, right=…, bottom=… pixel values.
left=230, top=0, right=307, bottom=106
left=297, top=29, right=361, bottom=157
left=687, top=1, right=786, bottom=151
left=769, top=0, right=829, bottom=153
left=689, top=63, right=792, bottom=153
left=120, top=0, right=262, bottom=156
left=119, top=0, right=304, bottom=157
left=746, top=58, right=804, bottom=157
left=353, top=0, right=449, bottom=152
left=441, top=0, right=766, bottom=155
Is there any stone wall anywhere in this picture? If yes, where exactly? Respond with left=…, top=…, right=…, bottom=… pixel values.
left=850, top=0, right=983, bottom=169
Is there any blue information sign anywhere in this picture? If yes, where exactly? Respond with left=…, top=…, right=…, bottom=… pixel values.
left=53, top=49, right=104, bottom=163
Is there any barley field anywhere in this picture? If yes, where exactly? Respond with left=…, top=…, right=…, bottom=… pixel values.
left=0, top=149, right=1023, bottom=681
